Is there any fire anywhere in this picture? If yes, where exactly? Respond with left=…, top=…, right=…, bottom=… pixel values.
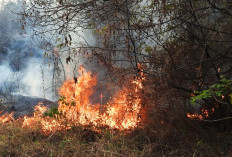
left=187, top=108, right=215, bottom=120
left=187, top=113, right=203, bottom=120
left=22, top=67, right=146, bottom=133
left=0, top=111, right=14, bottom=123
left=22, top=103, right=70, bottom=133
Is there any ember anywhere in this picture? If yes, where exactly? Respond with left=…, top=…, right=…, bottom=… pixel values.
left=187, top=108, right=215, bottom=120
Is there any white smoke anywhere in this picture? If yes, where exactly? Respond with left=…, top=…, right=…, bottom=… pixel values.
left=0, top=63, right=12, bottom=86
left=0, top=0, right=99, bottom=101
left=19, top=58, right=55, bottom=100
left=0, top=0, right=56, bottom=101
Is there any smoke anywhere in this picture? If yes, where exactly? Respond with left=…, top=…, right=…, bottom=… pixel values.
left=0, top=63, right=12, bottom=86
left=0, top=0, right=112, bottom=102
left=0, top=1, right=56, bottom=100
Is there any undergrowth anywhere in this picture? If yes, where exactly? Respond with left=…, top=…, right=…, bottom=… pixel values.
left=0, top=114, right=231, bottom=157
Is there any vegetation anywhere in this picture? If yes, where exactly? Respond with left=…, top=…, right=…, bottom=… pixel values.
left=43, top=106, right=61, bottom=118
left=19, top=0, right=232, bottom=117
left=0, top=0, right=232, bottom=156
left=0, top=119, right=231, bottom=157
left=191, top=77, right=232, bottom=105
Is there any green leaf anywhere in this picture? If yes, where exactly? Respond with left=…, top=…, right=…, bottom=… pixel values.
left=43, top=106, right=61, bottom=118
left=102, top=26, right=108, bottom=31
left=71, top=101, right=75, bottom=106
left=190, top=77, right=232, bottom=105
left=145, top=46, right=152, bottom=53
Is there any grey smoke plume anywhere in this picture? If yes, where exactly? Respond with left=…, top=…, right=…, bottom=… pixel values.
left=0, top=0, right=114, bottom=103
left=0, top=1, right=56, bottom=100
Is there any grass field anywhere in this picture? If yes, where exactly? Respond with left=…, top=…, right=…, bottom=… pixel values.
left=0, top=116, right=231, bottom=157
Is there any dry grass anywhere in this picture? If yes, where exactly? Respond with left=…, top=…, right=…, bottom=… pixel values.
left=0, top=114, right=231, bottom=157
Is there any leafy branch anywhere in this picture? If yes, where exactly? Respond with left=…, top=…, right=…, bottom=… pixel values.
left=191, top=76, right=232, bottom=105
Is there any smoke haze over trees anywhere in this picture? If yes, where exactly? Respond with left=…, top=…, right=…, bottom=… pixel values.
left=0, top=1, right=56, bottom=100
left=19, top=0, right=232, bottom=121
left=0, top=0, right=232, bottom=156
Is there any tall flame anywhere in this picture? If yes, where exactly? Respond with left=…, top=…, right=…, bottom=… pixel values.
left=22, top=67, right=145, bottom=133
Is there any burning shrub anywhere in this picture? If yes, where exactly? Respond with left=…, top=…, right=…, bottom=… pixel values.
left=21, top=67, right=146, bottom=134
left=43, top=106, right=61, bottom=118
left=0, top=111, right=14, bottom=123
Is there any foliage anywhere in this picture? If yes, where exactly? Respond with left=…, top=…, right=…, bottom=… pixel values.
left=191, top=77, right=232, bottom=105
left=19, top=0, right=232, bottom=132
left=43, top=106, right=61, bottom=118
left=58, top=96, right=75, bottom=106
left=19, top=0, right=232, bottom=95
left=43, top=94, right=77, bottom=118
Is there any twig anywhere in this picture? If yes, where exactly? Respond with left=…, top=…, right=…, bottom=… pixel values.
left=211, top=93, right=228, bottom=105
left=46, top=132, right=55, bottom=140
left=193, top=149, right=197, bottom=157
left=100, top=150, right=126, bottom=157
left=25, top=153, right=31, bottom=157
left=202, top=117, right=232, bottom=122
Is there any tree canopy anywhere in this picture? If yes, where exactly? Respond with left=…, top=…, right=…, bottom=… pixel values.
left=20, top=0, right=232, bottom=122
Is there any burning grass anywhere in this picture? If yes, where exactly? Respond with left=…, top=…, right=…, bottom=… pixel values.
left=21, top=66, right=146, bottom=134
left=0, top=115, right=230, bottom=156
left=0, top=67, right=231, bottom=156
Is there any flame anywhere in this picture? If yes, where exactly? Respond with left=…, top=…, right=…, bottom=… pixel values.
left=22, top=103, right=70, bottom=133
left=187, top=108, right=215, bottom=120
left=22, top=67, right=146, bottom=133
left=187, top=113, right=203, bottom=120
left=0, top=111, right=14, bottom=123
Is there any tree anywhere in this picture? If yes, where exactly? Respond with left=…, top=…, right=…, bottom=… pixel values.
left=20, top=0, right=232, bottom=122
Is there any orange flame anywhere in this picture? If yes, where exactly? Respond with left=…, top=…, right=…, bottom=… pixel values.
left=22, top=103, right=70, bottom=133
left=0, top=111, right=14, bottom=123
left=22, top=67, right=146, bottom=133
left=187, top=108, right=215, bottom=120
